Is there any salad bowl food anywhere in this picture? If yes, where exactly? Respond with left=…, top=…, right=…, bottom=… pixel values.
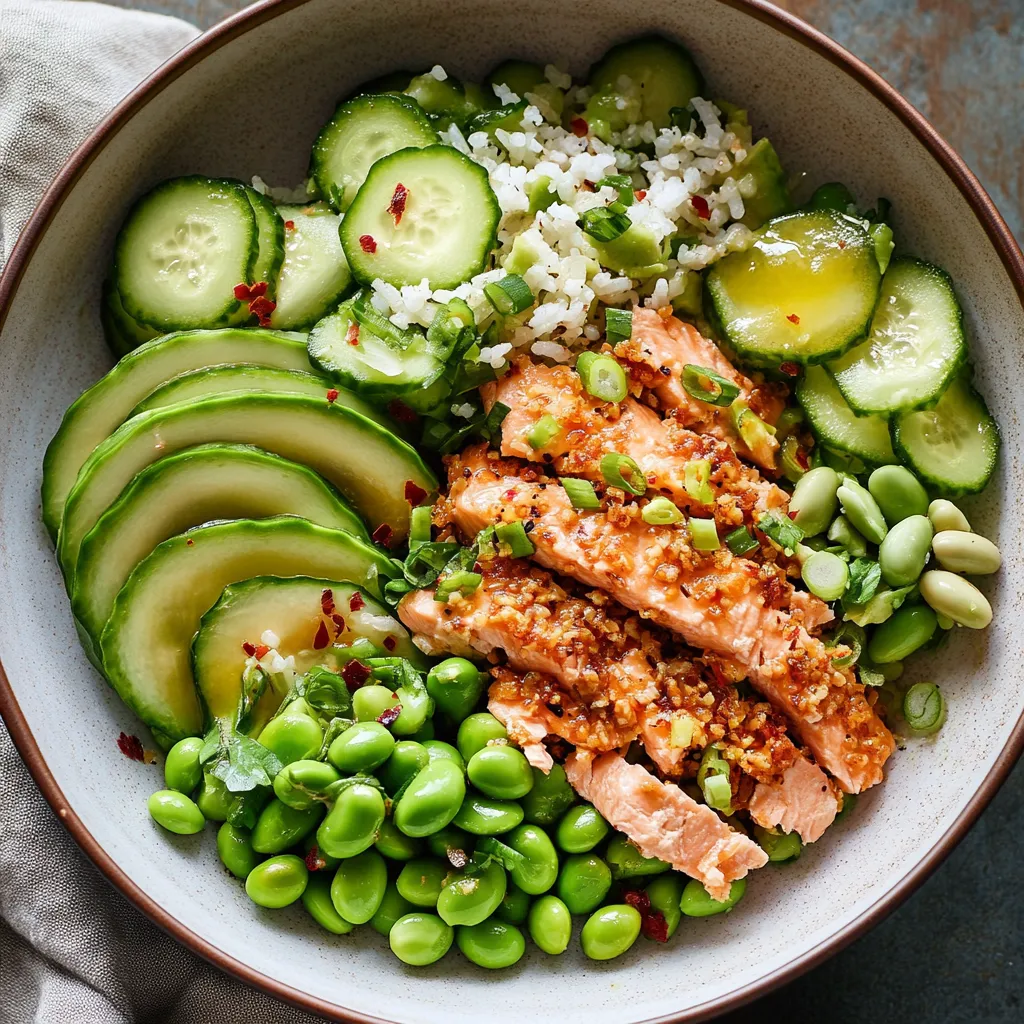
left=1, top=0, right=1022, bottom=1021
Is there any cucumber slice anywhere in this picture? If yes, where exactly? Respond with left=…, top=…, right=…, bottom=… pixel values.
left=796, top=364, right=896, bottom=464
left=828, top=258, right=967, bottom=414
left=245, top=187, right=286, bottom=298
left=99, top=518, right=394, bottom=745
left=732, top=138, right=791, bottom=230
left=341, top=145, right=499, bottom=289
left=41, top=328, right=311, bottom=540
left=893, top=376, right=999, bottom=495
left=58, top=392, right=436, bottom=575
left=269, top=203, right=353, bottom=330
left=310, top=94, right=439, bottom=212
left=100, top=279, right=159, bottom=358
left=706, top=209, right=881, bottom=366
left=113, top=176, right=258, bottom=331
left=72, top=444, right=365, bottom=644
left=308, top=300, right=444, bottom=399
left=193, top=576, right=423, bottom=728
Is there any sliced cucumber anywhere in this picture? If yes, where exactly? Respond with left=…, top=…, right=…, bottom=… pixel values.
left=58, top=392, right=436, bottom=575
left=72, top=444, right=365, bottom=644
left=99, top=518, right=394, bottom=745
left=268, top=203, right=353, bottom=330
left=828, top=257, right=967, bottom=414
left=193, top=576, right=423, bottom=728
left=706, top=209, right=881, bottom=366
left=308, top=299, right=444, bottom=399
left=340, top=145, right=500, bottom=289
left=310, top=94, right=439, bottom=212
left=100, top=279, right=159, bottom=358
left=893, top=376, right=999, bottom=495
left=245, top=187, right=286, bottom=297
left=732, top=138, right=791, bottom=230
left=404, top=74, right=483, bottom=130
left=41, top=328, right=310, bottom=540
left=796, top=364, right=896, bottom=464
left=113, top=176, right=258, bottom=331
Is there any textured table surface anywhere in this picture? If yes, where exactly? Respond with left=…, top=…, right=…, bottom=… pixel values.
left=86, top=1, right=1024, bottom=1020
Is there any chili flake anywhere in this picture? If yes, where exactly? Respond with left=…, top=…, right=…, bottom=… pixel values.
left=312, top=620, right=330, bottom=650
left=254, top=644, right=270, bottom=660
left=349, top=592, right=365, bottom=612
left=623, top=890, right=651, bottom=914
left=331, top=613, right=346, bottom=635
left=249, top=295, right=276, bottom=327
left=377, top=705, right=402, bottom=727
left=404, top=480, right=428, bottom=506
left=690, top=195, right=711, bottom=220
left=786, top=313, right=801, bottom=324
left=642, top=909, right=669, bottom=943
left=387, top=183, right=409, bottom=226
left=117, top=732, right=145, bottom=762
left=359, top=234, right=377, bottom=253
left=635, top=189, right=647, bottom=202
left=342, top=659, right=371, bottom=689
left=779, top=361, right=800, bottom=376
left=241, top=642, right=257, bottom=657
left=186, top=538, right=194, bottom=546
left=233, top=281, right=268, bottom=302
left=388, top=400, right=418, bottom=424
left=326, top=388, right=339, bottom=404
left=570, top=117, right=588, bottom=137
left=284, top=220, right=296, bottom=230
left=345, top=322, right=360, bottom=346
left=321, top=588, right=335, bottom=615
left=383, top=636, right=397, bottom=652
left=304, top=845, right=328, bottom=871
left=372, top=522, right=394, bottom=547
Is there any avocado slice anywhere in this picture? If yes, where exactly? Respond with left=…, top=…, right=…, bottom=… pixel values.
left=58, top=391, right=436, bottom=577
left=42, top=327, right=311, bottom=540
left=72, top=444, right=365, bottom=647
left=733, top=138, right=792, bottom=230
left=99, top=517, right=395, bottom=747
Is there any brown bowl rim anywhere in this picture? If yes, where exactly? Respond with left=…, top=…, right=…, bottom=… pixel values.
left=0, top=0, right=1022, bottom=1020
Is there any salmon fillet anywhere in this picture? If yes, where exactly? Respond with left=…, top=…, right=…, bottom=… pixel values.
left=564, top=750, right=768, bottom=900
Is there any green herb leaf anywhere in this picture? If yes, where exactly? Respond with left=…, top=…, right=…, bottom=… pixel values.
left=756, top=509, right=804, bottom=555
left=303, top=666, right=353, bottom=716
left=844, top=557, right=882, bottom=607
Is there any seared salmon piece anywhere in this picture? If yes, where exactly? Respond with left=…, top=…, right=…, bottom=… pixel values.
left=565, top=750, right=768, bottom=901
left=446, top=447, right=894, bottom=793
left=487, top=688, right=554, bottom=772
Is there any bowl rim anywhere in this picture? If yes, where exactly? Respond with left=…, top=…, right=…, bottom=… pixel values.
left=0, top=0, right=1022, bottom=1020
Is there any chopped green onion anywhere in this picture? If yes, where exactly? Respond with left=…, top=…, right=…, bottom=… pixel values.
left=484, top=274, right=534, bottom=315
left=576, top=351, right=628, bottom=403
left=434, top=570, right=483, bottom=603
left=903, top=682, right=946, bottom=734
left=683, top=459, right=715, bottom=506
left=475, top=525, right=498, bottom=561
left=697, top=744, right=733, bottom=814
left=605, top=308, right=633, bottom=346
left=725, top=526, right=759, bottom=557
left=561, top=477, right=600, bottom=510
left=689, top=517, right=720, bottom=551
left=731, top=399, right=777, bottom=451
left=641, top=497, right=684, bottom=525
left=800, top=550, right=849, bottom=602
left=495, top=520, right=535, bottom=558
left=827, top=622, right=865, bottom=669
left=352, top=291, right=420, bottom=350
left=669, top=715, right=695, bottom=749
left=780, top=435, right=809, bottom=483
left=426, top=297, right=475, bottom=360
left=409, top=505, right=433, bottom=549
left=600, top=452, right=647, bottom=496
left=756, top=509, right=804, bottom=555
left=578, top=206, right=632, bottom=242
left=596, top=174, right=635, bottom=205
left=527, top=413, right=561, bottom=450
left=681, top=364, right=740, bottom=407
left=482, top=401, right=510, bottom=441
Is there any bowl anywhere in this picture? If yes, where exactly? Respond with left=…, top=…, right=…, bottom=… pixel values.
left=1, top=0, right=1022, bottom=1020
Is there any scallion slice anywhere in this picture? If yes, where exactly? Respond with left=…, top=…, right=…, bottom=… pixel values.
left=731, top=399, right=777, bottom=451
left=800, top=550, right=849, bottom=602
left=780, top=435, right=809, bottom=483
left=434, top=570, right=483, bottom=603
left=681, top=364, right=740, bottom=407
left=578, top=206, right=632, bottom=242
left=409, top=504, right=433, bottom=549
left=527, top=413, right=561, bottom=450
left=669, top=715, right=695, bottom=749
left=484, top=274, right=534, bottom=315
left=576, top=351, right=628, bottom=403
left=605, top=308, right=633, bottom=346
left=903, top=682, right=946, bottom=734
left=595, top=174, right=635, bottom=205
left=641, top=497, right=684, bottom=525
left=697, top=744, right=733, bottom=814
left=683, top=459, right=715, bottom=506
left=352, top=291, right=420, bottom=350
left=756, top=509, right=804, bottom=555
left=561, top=477, right=600, bottom=510
left=827, top=621, right=866, bottom=669
left=495, top=520, right=535, bottom=558
left=689, top=517, right=720, bottom=551
left=725, top=526, right=759, bottom=557
left=600, top=452, right=647, bottom=496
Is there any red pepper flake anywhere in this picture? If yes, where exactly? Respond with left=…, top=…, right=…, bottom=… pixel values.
left=249, top=295, right=276, bottom=327
left=349, top=592, right=365, bottom=612
left=779, top=361, right=800, bottom=376
left=570, top=117, right=588, bottom=137
left=404, top=480, right=428, bottom=506
left=241, top=642, right=257, bottom=657
left=786, top=313, right=801, bottom=324
left=623, top=890, right=651, bottom=914
left=634, top=189, right=647, bottom=202
left=796, top=446, right=811, bottom=470
left=233, top=281, right=268, bottom=302
left=342, top=659, right=371, bottom=689
left=117, top=732, right=145, bottom=762
left=312, top=620, right=330, bottom=650
left=284, top=220, right=295, bottom=230
left=788, top=509, right=799, bottom=520
left=838, top=239, right=847, bottom=249
left=377, top=705, right=402, bottom=727
left=345, top=322, right=360, bottom=346
left=642, top=909, right=669, bottom=943
left=371, top=522, right=394, bottom=547
left=504, top=488, right=517, bottom=501
left=331, top=613, right=346, bottom=635
left=254, top=644, right=270, bottom=660
left=186, top=538, right=194, bottom=546
left=690, top=195, right=711, bottom=220
left=383, top=635, right=397, bottom=652
left=387, top=183, right=409, bottom=226
left=359, top=234, right=377, bottom=253
left=326, top=388, right=339, bottom=404
left=388, top=400, right=418, bottom=424
left=321, top=588, right=335, bottom=615
left=304, top=844, right=328, bottom=871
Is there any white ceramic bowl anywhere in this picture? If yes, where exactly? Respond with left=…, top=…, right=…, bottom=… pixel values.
left=1, top=1, right=1022, bottom=1020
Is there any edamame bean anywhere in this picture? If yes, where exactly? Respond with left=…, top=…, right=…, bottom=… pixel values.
left=195, top=773, right=233, bottom=822
left=801, top=550, right=849, bottom=601
left=495, top=884, right=532, bottom=925
left=273, top=760, right=342, bottom=810
left=557, top=854, right=612, bottom=915
left=528, top=894, right=572, bottom=954
left=422, top=740, right=466, bottom=773
left=394, top=759, right=467, bottom=838
left=878, top=514, right=933, bottom=587
left=375, top=818, right=423, bottom=861
left=456, top=713, right=507, bottom=761
left=456, top=919, right=526, bottom=969
left=427, top=657, right=487, bottom=722
left=868, top=465, right=929, bottom=523
left=163, top=736, right=203, bottom=794
left=397, top=858, right=450, bottom=908
left=919, top=570, right=992, bottom=629
left=353, top=684, right=400, bottom=723
left=379, top=741, right=431, bottom=794
left=932, top=531, right=1001, bottom=575
left=217, top=822, right=259, bottom=880
left=556, top=804, right=610, bottom=854
left=606, top=834, right=671, bottom=880
left=427, top=825, right=472, bottom=865
left=251, top=799, right=322, bottom=855
left=505, top=824, right=559, bottom=895
left=437, top=859, right=507, bottom=927
left=520, top=763, right=576, bottom=825
left=752, top=825, right=802, bottom=863
left=316, top=783, right=386, bottom=858
left=837, top=478, right=888, bottom=545
left=148, top=790, right=205, bottom=835
left=301, top=872, right=354, bottom=934
left=680, top=877, right=746, bottom=917
left=411, top=720, right=435, bottom=742
left=903, top=682, right=947, bottom=734
left=580, top=905, right=641, bottom=961
left=245, top=854, right=308, bottom=908
left=827, top=514, right=867, bottom=557
left=453, top=791, right=524, bottom=836
left=391, top=684, right=434, bottom=737
left=371, top=882, right=415, bottom=937
left=867, top=604, right=938, bottom=663
left=644, top=875, right=684, bottom=940
left=258, top=712, right=323, bottom=766
left=328, top=722, right=396, bottom=773
left=389, top=912, right=454, bottom=966
left=467, top=746, right=534, bottom=800
left=788, top=467, right=840, bottom=537
left=330, top=849, right=387, bottom=924
left=928, top=498, right=971, bottom=534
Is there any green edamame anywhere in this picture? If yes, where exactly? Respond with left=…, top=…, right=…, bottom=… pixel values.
left=788, top=466, right=840, bottom=537
left=867, top=604, right=938, bottom=663
left=752, top=825, right=802, bottom=863
left=437, top=859, right=507, bottom=927
left=931, top=531, right=1001, bottom=575
left=520, top=763, right=575, bottom=825
left=257, top=711, right=323, bottom=766
left=456, top=919, right=526, bottom=969
left=375, top=818, right=423, bottom=861
left=410, top=720, right=436, bottom=742
left=195, top=773, right=233, bottom=822
left=919, top=570, right=992, bottom=629
left=837, top=477, right=888, bottom=545
left=928, top=498, right=971, bottom=534
left=581, top=905, right=641, bottom=961
left=163, top=736, right=203, bottom=794
left=878, top=515, right=933, bottom=587
left=316, top=782, right=386, bottom=858
left=394, top=759, right=467, bottom=837
left=427, top=825, right=472, bottom=864
left=371, top=882, right=415, bottom=937
left=391, top=684, right=434, bottom=737
left=556, top=803, right=610, bottom=853
left=389, top=912, right=454, bottom=966
left=456, top=713, right=507, bottom=761
left=644, top=875, right=684, bottom=940
left=528, top=894, right=572, bottom=954
left=273, top=760, right=342, bottom=810
left=495, top=884, right=532, bottom=925
left=422, top=740, right=466, bottom=773
left=467, top=746, right=534, bottom=800
left=328, top=722, right=396, bottom=773
left=426, top=657, right=487, bottom=722
left=245, top=854, right=308, bottom=909
left=217, top=822, right=259, bottom=880
left=251, top=798, right=322, bottom=855
left=505, top=824, right=559, bottom=895
left=680, top=877, right=746, bottom=917
left=330, top=849, right=387, bottom=924
left=606, top=834, right=671, bottom=879
left=302, top=872, right=354, bottom=934
left=379, top=741, right=431, bottom=794
left=148, top=790, right=205, bottom=835
left=868, top=465, right=929, bottom=524
left=827, top=514, right=867, bottom=557
left=353, top=684, right=401, bottom=723
left=557, top=853, right=612, bottom=915
left=453, top=791, right=524, bottom=836
left=397, top=858, right=450, bottom=908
